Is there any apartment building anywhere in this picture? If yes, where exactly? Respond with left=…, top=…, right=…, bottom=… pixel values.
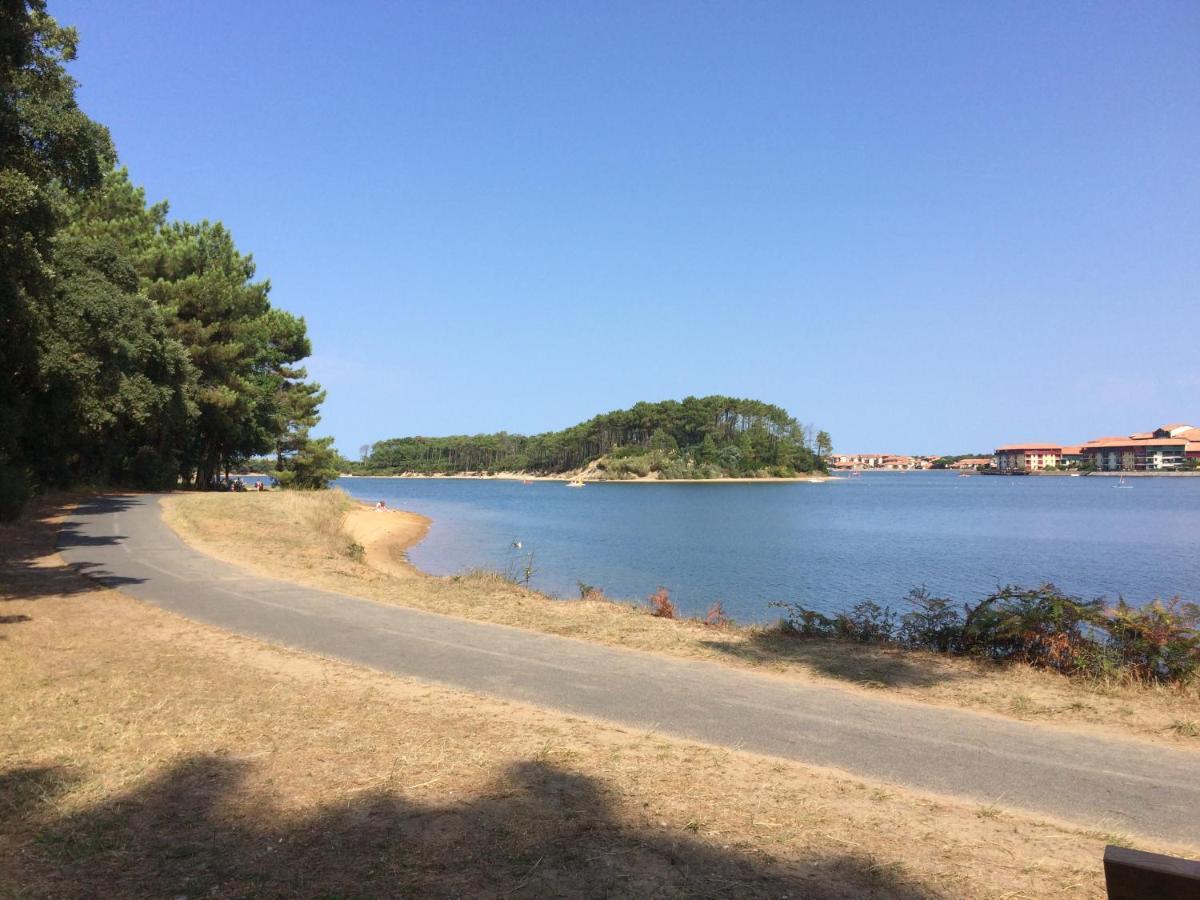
left=1080, top=424, right=1200, bottom=471
left=992, top=424, right=1200, bottom=472
left=830, top=454, right=932, bottom=470
left=949, top=457, right=993, bottom=470
left=994, top=444, right=1063, bottom=472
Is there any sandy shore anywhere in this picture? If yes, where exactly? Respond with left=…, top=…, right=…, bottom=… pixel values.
left=342, top=505, right=431, bottom=579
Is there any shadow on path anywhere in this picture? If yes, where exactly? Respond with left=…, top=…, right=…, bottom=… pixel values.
left=0, top=495, right=145, bottom=603
left=699, top=629, right=965, bottom=689
left=7, top=755, right=936, bottom=898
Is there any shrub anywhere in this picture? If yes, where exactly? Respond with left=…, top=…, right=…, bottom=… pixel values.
left=898, top=586, right=964, bottom=652
left=771, top=601, right=836, bottom=637
left=504, top=549, right=536, bottom=587
left=834, top=600, right=897, bottom=643
left=345, top=541, right=365, bottom=562
left=1102, top=598, right=1200, bottom=684
left=770, top=583, right=1200, bottom=685
left=647, top=587, right=676, bottom=619
left=577, top=580, right=606, bottom=602
left=657, top=458, right=693, bottom=480
left=962, top=584, right=1104, bottom=672
left=703, top=601, right=732, bottom=629
left=602, top=454, right=653, bottom=479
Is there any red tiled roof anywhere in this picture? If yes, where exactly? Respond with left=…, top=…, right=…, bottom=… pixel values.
left=995, top=444, right=1061, bottom=452
left=1086, top=437, right=1189, bottom=448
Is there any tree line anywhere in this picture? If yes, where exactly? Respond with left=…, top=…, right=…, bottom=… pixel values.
left=358, top=396, right=831, bottom=478
left=0, top=2, right=337, bottom=518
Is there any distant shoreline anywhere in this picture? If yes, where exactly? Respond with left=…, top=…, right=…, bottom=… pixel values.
left=1079, top=470, right=1200, bottom=477
left=339, top=472, right=834, bottom=484
left=988, top=470, right=1200, bottom=478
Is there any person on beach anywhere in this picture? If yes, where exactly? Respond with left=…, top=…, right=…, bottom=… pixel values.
left=375, top=500, right=386, bottom=511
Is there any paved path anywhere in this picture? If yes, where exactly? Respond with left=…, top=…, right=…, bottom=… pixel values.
left=58, top=494, right=1199, bottom=844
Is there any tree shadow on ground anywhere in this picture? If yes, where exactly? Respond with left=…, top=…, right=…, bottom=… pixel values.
left=698, top=629, right=968, bottom=690
left=9, top=754, right=938, bottom=899
left=0, top=495, right=146, bottom=602
left=0, top=767, right=81, bottom=827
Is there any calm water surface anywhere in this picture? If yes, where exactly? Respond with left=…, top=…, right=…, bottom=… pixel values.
left=336, top=473, right=1200, bottom=622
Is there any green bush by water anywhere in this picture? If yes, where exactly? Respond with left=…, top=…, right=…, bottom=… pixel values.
left=773, top=585, right=1200, bottom=685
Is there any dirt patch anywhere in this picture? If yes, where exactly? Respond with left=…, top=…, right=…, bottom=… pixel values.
left=161, top=491, right=1200, bottom=750
left=3, top=494, right=1192, bottom=897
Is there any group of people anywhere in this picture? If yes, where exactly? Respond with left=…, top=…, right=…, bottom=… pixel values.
left=219, top=477, right=266, bottom=493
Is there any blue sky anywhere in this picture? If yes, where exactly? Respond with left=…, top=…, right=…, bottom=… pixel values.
left=56, top=1, right=1199, bottom=455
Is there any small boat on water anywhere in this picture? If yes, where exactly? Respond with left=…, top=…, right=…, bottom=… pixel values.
left=566, top=479, right=585, bottom=488
left=1114, top=475, right=1133, bottom=489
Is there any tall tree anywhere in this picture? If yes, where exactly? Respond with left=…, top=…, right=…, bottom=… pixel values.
left=816, top=430, right=833, bottom=458
left=27, top=231, right=192, bottom=486
left=0, top=1, right=113, bottom=511
left=143, top=221, right=319, bottom=486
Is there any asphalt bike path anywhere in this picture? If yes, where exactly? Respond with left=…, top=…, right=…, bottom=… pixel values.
left=56, top=494, right=1200, bottom=844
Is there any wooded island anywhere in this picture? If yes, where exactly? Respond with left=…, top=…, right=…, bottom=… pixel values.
left=354, top=396, right=831, bottom=480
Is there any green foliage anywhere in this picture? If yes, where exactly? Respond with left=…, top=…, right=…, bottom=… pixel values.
left=835, top=601, right=897, bottom=642
left=601, top=453, right=653, bottom=479
left=897, top=587, right=963, bottom=652
left=1, top=2, right=114, bottom=510
left=816, top=430, right=833, bottom=458
left=276, top=433, right=340, bottom=490
left=1103, top=598, right=1200, bottom=683
left=960, top=585, right=1105, bottom=671
left=773, top=584, right=1200, bottom=685
left=930, top=454, right=992, bottom=469
left=27, top=232, right=192, bottom=486
left=0, top=7, right=331, bottom=508
left=363, top=396, right=827, bottom=479
left=648, top=427, right=677, bottom=452
left=771, top=602, right=835, bottom=637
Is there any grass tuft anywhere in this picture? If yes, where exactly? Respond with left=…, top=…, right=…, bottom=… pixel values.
left=1169, top=719, right=1199, bottom=738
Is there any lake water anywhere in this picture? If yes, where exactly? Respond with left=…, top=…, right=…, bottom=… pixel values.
left=336, top=473, right=1200, bottom=623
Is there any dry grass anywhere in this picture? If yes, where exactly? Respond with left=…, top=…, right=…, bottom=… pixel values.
left=163, top=491, right=1200, bottom=748
left=3, top=495, right=1192, bottom=898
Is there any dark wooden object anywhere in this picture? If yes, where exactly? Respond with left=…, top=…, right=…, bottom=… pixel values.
left=1104, top=845, right=1200, bottom=899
